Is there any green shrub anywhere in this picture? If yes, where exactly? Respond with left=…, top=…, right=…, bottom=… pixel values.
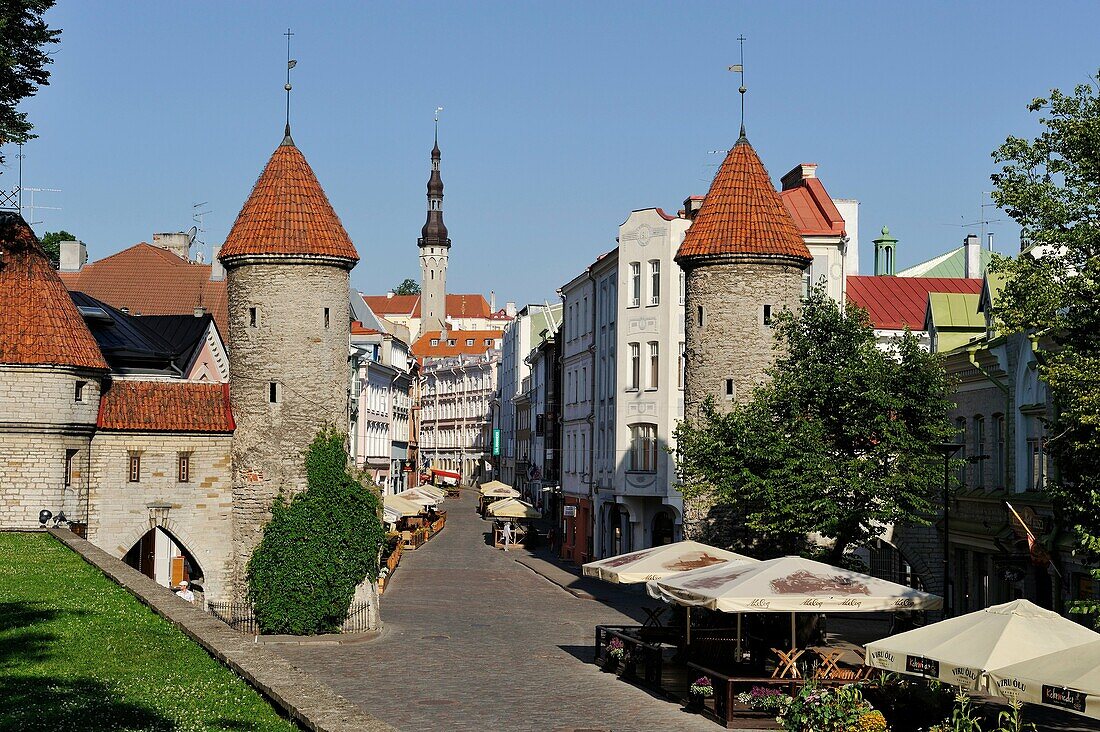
left=247, top=427, right=385, bottom=635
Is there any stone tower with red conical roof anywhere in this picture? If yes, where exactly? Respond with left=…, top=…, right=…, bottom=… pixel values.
left=675, top=130, right=811, bottom=540
left=0, top=211, right=108, bottom=530
left=219, top=128, right=359, bottom=595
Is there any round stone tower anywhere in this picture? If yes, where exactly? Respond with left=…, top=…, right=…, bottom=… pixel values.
left=218, top=127, right=359, bottom=596
left=674, top=129, right=811, bottom=541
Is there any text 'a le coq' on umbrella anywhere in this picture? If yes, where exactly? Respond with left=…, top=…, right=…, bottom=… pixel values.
left=865, top=599, right=1100, bottom=691
left=986, top=637, right=1100, bottom=719
left=581, top=541, right=758, bottom=585
left=484, top=497, right=541, bottom=520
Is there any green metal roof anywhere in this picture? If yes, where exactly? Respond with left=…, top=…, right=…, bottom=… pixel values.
left=898, top=245, right=995, bottom=278
left=927, top=292, right=984, bottom=352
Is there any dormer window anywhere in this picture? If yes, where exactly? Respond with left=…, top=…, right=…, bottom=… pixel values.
left=431, top=339, right=440, bottom=347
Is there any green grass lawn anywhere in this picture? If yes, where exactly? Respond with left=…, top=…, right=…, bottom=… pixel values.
left=0, top=532, right=299, bottom=732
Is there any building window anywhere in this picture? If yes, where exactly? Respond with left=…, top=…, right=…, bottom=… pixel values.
left=678, top=342, right=685, bottom=389
left=448, top=339, right=456, bottom=346
left=649, top=260, right=660, bottom=305
left=128, top=454, right=141, bottom=483
left=679, top=271, right=685, bottom=306
left=249, top=307, right=257, bottom=327
left=725, top=379, right=735, bottom=399
left=992, top=414, right=1005, bottom=488
left=324, top=307, right=330, bottom=328
left=1026, top=416, right=1047, bottom=491
left=955, top=417, right=967, bottom=486
left=74, top=381, right=86, bottom=402
left=431, top=339, right=439, bottom=346
left=484, top=339, right=492, bottom=346
left=973, top=416, right=986, bottom=489
left=648, top=342, right=659, bottom=389
left=466, top=339, right=474, bottom=346
left=629, top=262, right=640, bottom=307
left=697, top=305, right=705, bottom=327
left=629, top=343, right=640, bottom=390
left=763, top=304, right=773, bottom=325
left=269, top=382, right=279, bottom=404
left=64, top=449, right=78, bottom=487
left=178, top=453, right=191, bottom=483
left=629, top=423, right=658, bottom=472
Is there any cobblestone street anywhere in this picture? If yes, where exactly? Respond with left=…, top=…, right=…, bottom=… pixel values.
left=273, top=491, right=718, bottom=732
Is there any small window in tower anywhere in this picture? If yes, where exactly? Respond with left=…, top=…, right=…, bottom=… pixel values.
left=697, top=305, right=705, bottom=327
left=128, top=453, right=141, bottom=483
left=64, top=449, right=78, bottom=487
left=725, top=379, right=735, bottom=399
left=249, top=307, right=257, bottom=327
left=763, top=305, right=773, bottom=325
left=74, top=381, right=86, bottom=402
left=431, top=270, right=435, bottom=280
left=324, top=307, right=330, bottom=328
left=269, top=382, right=279, bottom=403
left=178, top=452, right=191, bottom=483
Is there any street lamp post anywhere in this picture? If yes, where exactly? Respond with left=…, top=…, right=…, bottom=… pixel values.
left=933, top=442, right=963, bottom=617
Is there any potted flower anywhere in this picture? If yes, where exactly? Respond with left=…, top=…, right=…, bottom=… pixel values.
left=688, top=675, right=713, bottom=711
left=604, top=638, right=624, bottom=670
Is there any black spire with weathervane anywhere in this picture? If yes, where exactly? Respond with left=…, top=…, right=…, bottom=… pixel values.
left=420, top=114, right=450, bottom=247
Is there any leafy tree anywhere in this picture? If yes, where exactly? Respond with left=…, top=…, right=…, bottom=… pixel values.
left=247, top=427, right=385, bottom=635
left=393, top=278, right=420, bottom=295
left=0, top=1, right=61, bottom=162
left=38, top=228, right=74, bottom=268
left=988, top=74, right=1100, bottom=625
left=676, top=285, right=957, bottom=561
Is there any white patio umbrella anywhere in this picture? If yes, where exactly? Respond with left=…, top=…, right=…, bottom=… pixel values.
left=480, top=485, right=521, bottom=499
left=582, top=541, right=757, bottom=584
left=396, top=487, right=440, bottom=507
left=865, top=599, right=1100, bottom=690
left=485, top=497, right=541, bottom=520
left=648, top=555, right=942, bottom=653
left=986, top=638, right=1100, bottom=719
left=478, top=480, right=515, bottom=495
left=417, top=484, right=446, bottom=502
left=383, top=493, right=423, bottom=519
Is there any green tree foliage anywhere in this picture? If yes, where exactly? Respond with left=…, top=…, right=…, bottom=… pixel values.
left=38, top=228, right=74, bottom=268
left=393, top=278, right=420, bottom=295
left=247, top=427, right=385, bottom=635
left=988, top=74, right=1100, bottom=624
left=0, top=1, right=60, bottom=160
left=676, top=286, right=957, bottom=561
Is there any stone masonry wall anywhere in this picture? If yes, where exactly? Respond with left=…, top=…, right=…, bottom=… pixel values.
left=680, top=259, right=804, bottom=542
left=87, top=431, right=233, bottom=602
left=226, top=261, right=351, bottom=598
left=0, top=366, right=100, bottom=529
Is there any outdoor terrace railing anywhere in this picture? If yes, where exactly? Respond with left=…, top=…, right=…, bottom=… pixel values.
left=594, top=625, right=668, bottom=691
left=207, top=600, right=376, bottom=635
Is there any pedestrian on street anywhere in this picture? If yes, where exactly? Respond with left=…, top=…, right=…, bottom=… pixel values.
left=501, top=521, right=514, bottom=547
left=175, top=580, right=195, bottom=604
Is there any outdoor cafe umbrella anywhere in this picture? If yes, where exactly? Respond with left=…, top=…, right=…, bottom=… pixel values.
left=417, top=484, right=447, bottom=502
left=479, top=484, right=521, bottom=499
left=648, top=555, right=942, bottom=654
left=582, top=541, right=757, bottom=584
left=485, top=497, right=541, bottom=520
left=986, top=638, right=1100, bottom=719
left=383, top=493, right=423, bottom=519
left=865, top=599, right=1100, bottom=690
left=396, top=487, right=440, bottom=508
left=478, top=480, right=516, bottom=495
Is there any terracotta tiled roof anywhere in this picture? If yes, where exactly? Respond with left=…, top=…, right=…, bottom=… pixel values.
left=361, top=293, right=493, bottom=320
left=676, top=137, right=811, bottom=263
left=59, top=243, right=228, bottom=335
left=219, top=137, right=359, bottom=262
left=0, top=212, right=108, bottom=370
left=97, top=380, right=234, bottom=432
left=412, top=329, right=503, bottom=358
left=847, top=275, right=983, bottom=331
left=781, top=178, right=846, bottom=237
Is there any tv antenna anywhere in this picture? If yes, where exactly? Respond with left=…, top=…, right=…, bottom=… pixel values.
left=21, top=187, right=61, bottom=228
left=192, top=201, right=211, bottom=260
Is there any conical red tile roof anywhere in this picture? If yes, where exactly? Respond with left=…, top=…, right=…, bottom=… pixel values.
left=676, top=136, right=811, bottom=263
left=219, top=136, right=359, bottom=262
left=0, top=212, right=107, bottom=370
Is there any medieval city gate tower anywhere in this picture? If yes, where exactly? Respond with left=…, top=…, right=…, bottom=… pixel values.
left=674, top=130, right=811, bottom=540
left=219, top=128, right=359, bottom=597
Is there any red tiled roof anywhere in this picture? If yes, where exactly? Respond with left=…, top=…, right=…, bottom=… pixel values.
left=847, top=275, right=984, bottom=331
left=361, top=293, right=493, bottom=320
left=0, top=213, right=108, bottom=370
left=97, top=380, right=234, bottom=432
left=412, top=329, right=503, bottom=358
left=59, top=243, right=228, bottom=335
left=781, top=177, right=846, bottom=237
left=219, top=138, right=359, bottom=262
left=676, top=138, right=811, bottom=263
left=350, top=320, right=381, bottom=335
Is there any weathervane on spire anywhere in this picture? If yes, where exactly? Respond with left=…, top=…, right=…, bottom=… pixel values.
left=728, top=34, right=747, bottom=138
left=434, top=106, right=444, bottom=145
left=284, top=28, right=297, bottom=137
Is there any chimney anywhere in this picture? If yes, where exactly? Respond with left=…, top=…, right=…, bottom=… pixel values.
left=386, top=291, right=395, bottom=299
left=59, top=240, right=87, bottom=272
left=490, top=290, right=496, bottom=311
left=193, top=306, right=206, bottom=318
left=505, top=301, right=517, bottom=318
left=781, top=163, right=818, bottom=191
left=682, top=196, right=704, bottom=221
left=964, top=234, right=981, bottom=278
left=152, top=232, right=191, bottom=260
left=210, top=245, right=225, bottom=281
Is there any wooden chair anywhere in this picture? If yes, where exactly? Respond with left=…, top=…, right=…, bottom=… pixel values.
left=813, top=650, right=844, bottom=679
left=770, top=647, right=805, bottom=679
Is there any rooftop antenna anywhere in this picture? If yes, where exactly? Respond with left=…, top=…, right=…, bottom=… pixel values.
left=728, top=34, right=747, bottom=138
left=284, top=28, right=296, bottom=137
left=192, top=201, right=211, bottom=252
left=16, top=142, right=25, bottom=210
left=21, top=186, right=61, bottom=228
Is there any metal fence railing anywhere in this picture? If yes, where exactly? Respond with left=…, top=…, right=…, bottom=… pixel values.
left=207, top=600, right=375, bottom=635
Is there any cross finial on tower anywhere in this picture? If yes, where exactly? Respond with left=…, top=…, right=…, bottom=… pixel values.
left=283, top=28, right=297, bottom=139
left=728, top=35, right=747, bottom=140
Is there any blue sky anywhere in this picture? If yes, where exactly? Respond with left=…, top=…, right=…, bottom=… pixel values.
left=8, top=2, right=1100, bottom=305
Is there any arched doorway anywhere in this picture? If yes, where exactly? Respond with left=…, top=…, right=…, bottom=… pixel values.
left=605, top=504, right=631, bottom=557
left=652, top=511, right=675, bottom=546
left=123, top=527, right=205, bottom=591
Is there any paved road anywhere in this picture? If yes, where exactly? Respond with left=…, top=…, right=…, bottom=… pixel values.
left=274, top=491, right=717, bottom=732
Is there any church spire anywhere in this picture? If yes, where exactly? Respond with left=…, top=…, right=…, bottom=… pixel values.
left=420, top=113, right=449, bottom=247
